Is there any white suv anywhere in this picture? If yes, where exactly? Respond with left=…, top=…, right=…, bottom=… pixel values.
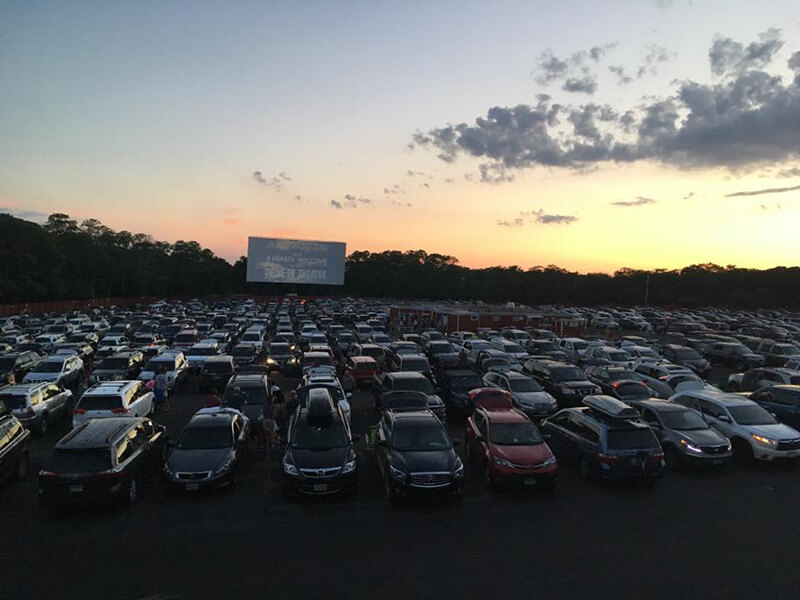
left=72, top=380, right=154, bottom=428
left=671, top=389, right=800, bottom=462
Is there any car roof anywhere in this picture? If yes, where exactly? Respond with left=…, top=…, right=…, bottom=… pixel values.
left=0, top=383, right=47, bottom=394
left=443, top=369, right=480, bottom=376
left=501, top=371, right=531, bottom=380
left=57, top=418, right=139, bottom=448
left=350, top=355, right=377, bottom=363
left=676, top=389, right=753, bottom=405
left=187, top=411, right=235, bottom=427
left=627, top=398, right=686, bottom=412
left=388, top=371, right=428, bottom=380
left=84, top=380, right=138, bottom=394
left=205, top=355, right=233, bottom=362
left=566, top=407, right=651, bottom=430
left=481, top=407, right=530, bottom=424
left=391, top=409, right=439, bottom=425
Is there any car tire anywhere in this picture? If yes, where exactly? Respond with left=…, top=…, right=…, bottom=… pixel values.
left=384, top=475, right=399, bottom=505
left=483, top=465, right=495, bottom=491
left=16, top=450, right=29, bottom=481
left=124, top=478, right=138, bottom=506
left=733, top=439, right=755, bottom=465
left=579, top=458, right=592, bottom=481
left=37, top=414, right=49, bottom=436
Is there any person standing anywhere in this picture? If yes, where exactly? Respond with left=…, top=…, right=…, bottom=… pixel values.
left=262, top=392, right=275, bottom=459
left=154, top=367, right=169, bottom=412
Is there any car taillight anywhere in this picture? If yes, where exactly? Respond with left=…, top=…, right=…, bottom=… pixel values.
left=597, top=453, right=620, bottom=464
left=659, top=376, right=668, bottom=381
left=73, top=408, right=87, bottom=414
left=652, top=453, right=665, bottom=461
left=111, top=407, right=130, bottom=414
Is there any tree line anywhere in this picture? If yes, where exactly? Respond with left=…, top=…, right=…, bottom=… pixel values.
left=0, top=213, right=798, bottom=308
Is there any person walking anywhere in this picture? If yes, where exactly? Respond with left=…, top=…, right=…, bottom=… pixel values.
left=154, top=367, right=169, bottom=412
left=340, top=368, right=355, bottom=395
left=205, top=388, right=222, bottom=408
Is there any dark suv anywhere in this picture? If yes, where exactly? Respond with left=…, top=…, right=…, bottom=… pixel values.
left=0, top=405, right=31, bottom=487
left=659, top=345, right=711, bottom=376
left=374, top=372, right=446, bottom=422
left=704, top=342, right=765, bottom=371
left=39, top=417, right=166, bottom=509
left=0, top=352, right=41, bottom=385
left=89, top=351, right=145, bottom=384
left=438, top=369, right=484, bottom=415
left=223, top=373, right=271, bottom=433
left=523, top=359, right=600, bottom=408
left=200, top=355, right=236, bottom=391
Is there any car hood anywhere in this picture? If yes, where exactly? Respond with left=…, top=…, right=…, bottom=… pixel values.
left=168, top=447, right=233, bottom=473
left=426, top=394, right=445, bottom=407
left=748, top=423, right=800, bottom=440
left=491, top=442, right=552, bottom=464
left=560, top=380, right=595, bottom=389
left=392, top=449, right=456, bottom=473
left=676, top=427, right=729, bottom=446
left=92, top=368, right=124, bottom=378
left=289, top=446, right=349, bottom=470
left=23, top=372, right=59, bottom=382
left=513, top=391, right=556, bottom=405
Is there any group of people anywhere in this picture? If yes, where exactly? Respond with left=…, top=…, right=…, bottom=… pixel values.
left=145, top=367, right=170, bottom=411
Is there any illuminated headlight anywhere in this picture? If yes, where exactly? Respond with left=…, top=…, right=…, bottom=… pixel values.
left=283, top=457, right=299, bottom=476
left=680, top=439, right=703, bottom=454
left=266, top=358, right=276, bottom=365
left=342, top=459, right=356, bottom=474
left=541, top=456, right=557, bottom=467
left=751, top=433, right=778, bottom=447
left=289, top=358, right=297, bottom=364
left=494, top=457, right=514, bottom=469
left=389, top=464, right=407, bottom=481
left=212, top=459, right=234, bottom=476
left=453, top=457, right=465, bottom=478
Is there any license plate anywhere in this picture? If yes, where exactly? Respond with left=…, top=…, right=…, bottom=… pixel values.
left=313, top=484, right=327, bottom=492
left=185, top=483, right=200, bottom=491
left=69, top=484, right=83, bottom=493
left=523, top=478, right=536, bottom=486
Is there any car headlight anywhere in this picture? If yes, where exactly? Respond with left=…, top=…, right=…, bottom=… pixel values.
left=751, top=433, right=778, bottom=447
left=541, top=456, right=557, bottom=467
left=283, top=457, right=299, bottom=476
left=494, top=457, right=514, bottom=468
left=266, top=358, right=276, bottom=365
left=389, top=464, right=407, bottom=481
left=213, top=459, right=234, bottom=476
left=289, top=358, right=297, bottom=364
left=342, top=459, right=357, bottom=474
left=680, top=439, right=703, bottom=454
left=453, top=457, right=464, bottom=478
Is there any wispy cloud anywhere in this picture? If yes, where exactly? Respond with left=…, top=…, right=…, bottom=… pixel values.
left=498, top=209, right=578, bottom=227
left=725, top=184, right=800, bottom=197
left=330, top=194, right=373, bottom=209
left=610, top=196, right=657, bottom=207
left=253, top=170, right=292, bottom=191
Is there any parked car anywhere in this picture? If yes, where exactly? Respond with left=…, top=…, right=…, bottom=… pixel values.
left=281, top=390, right=359, bottom=497
left=375, top=407, right=463, bottom=504
left=199, top=355, right=236, bottom=392
left=89, top=351, right=145, bottom=384
left=671, top=390, right=800, bottom=463
left=265, top=342, right=298, bottom=373
left=138, top=351, right=189, bottom=391
left=438, top=369, right=484, bottom=415
left=0, top=407, right=31, bottom=487
left=755, top=340, right=800, bottom=367
left=0, top=383, right=73, bottom=435
left=185, top=342, right=221, bottom=371
left=540, top=395, right=665, bottom=483
left=626, top=398, right=731, bottom=469
left=727, top=367, right=800, bottom=392
left=659, top=345, right=711, bottom=376
left=22, top=355, right=83, bottom=388
left=223, top=372, right=272, bottom=431
left=39, top=417, right=166, bottom=509
left=523, top=359, right=600, bottom=407
left=0, top=351, right=42, bottom=385
left=704, top=342, right=765, bottom=371
left=465, top=391, right=557, bottom=490
left=345, top=356, right=379, bottom=388
left=748, top=385, right=800, bottom=430
left=163, top=407, right=249, bottom=492
left=374, top=372, right=446, bottom=422
left=72, top=380, right=155, bottom=428
left=231, top=343, right=258, bottom=367
left=482, top=370, right=557, bottom=419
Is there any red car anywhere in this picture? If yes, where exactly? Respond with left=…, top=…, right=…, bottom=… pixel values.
left=465, top=388, right=558, bottom=490
left=345, top=356, right=379, bottom=387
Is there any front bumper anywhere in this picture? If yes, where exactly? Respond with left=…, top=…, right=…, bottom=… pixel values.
left=491, top=463, right=558, bottom=487
left=518, top=405, right=558, bottom=420
left=283, top=469, right=357, bottom=496
left=388, top=473, right=465, bottom=498
left=752, top=445, right=800, bottom=462
left=163, top=469, right=235, bottom=492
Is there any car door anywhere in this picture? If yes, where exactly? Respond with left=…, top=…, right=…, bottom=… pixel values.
left=375, top=413, right=392, bottom=477
left=699, top=400, right=734, bottom=437
left=640, top=408, right=666, bottom=443
left=40, top=385, right=63, bottom=419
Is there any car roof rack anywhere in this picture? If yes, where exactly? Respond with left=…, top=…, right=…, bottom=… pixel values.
left=582, top=395, right=639, bottom=420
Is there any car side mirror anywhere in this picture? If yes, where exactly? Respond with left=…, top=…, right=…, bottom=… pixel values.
left=718, top=415, right=731, bottom=423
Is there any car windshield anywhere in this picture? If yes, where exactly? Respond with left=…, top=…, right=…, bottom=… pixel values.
left=203, top=361, right=233, bottom=373
left=78, top=395, right=123, bottom=410
left=48, top=450, right=112, bottom=473
left=187, top=347, right=216, bottom=356
left=32, top=361, right=63, bottom=373
left=145, top=359, right=175, bottom=372
left=98, top=357, right=128, bottom=370
left=0, top=357, right=16, bottom=371
left=430, top=342, right=455, bottom=353
left=392, top=424, right=451, bottom=451
left=269, top=344, right=291, bottom=357
left=401, top=358, right=429, bottom=371
left=175, top=334, right=196, bottom=343
left=242, top=333, right=261, bottom=341
left=731, top=345, right=751, bottom=355
left=660, top=409, right=709, bottom=430
left=178, top=425, right=233, bottom=449
left=509, top=379, right=543, bottom=392
left=302, top=355, right=333, bottom=368
left=489, top=422, right=543, bottom=445
left=606, top=428, right=659, bottom=450
left=291, top=420, right=348, bottom=450
left=728, top=404, right=776, bottom=426
left=504, top=343, right=525, bottom=353
left=0, top=393, right=27, bottom=409
left=551, top=367, right=585, bottom=382
left=676, top=349, right=702, bottom=360
left=449, top=375, right=483, bottom=390
left=533, top=342, right=559, bottom=351
left=615, top=382, right=650, bottom=398
left=484, top=358, right=510, bottom=368
left=608, top=351, right=630, bottom=361
left=394, top=377, right=434, bottom=394
left=233, top=347, right=253, bottom=356
left=572, top=341, right=589, bottom=350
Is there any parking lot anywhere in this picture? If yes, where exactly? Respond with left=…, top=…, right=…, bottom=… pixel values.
left=4, top=365, right=800, bottom=600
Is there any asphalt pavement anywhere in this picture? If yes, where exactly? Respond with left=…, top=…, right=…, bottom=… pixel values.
left=4, top=366, right=800, bottom=600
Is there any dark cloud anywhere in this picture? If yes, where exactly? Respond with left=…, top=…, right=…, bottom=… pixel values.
left=295, top=195, right=303, bottom=201
left=610, top=196, right=657, bottom=207
left=534, top=51, right=570, bottom=84
left=637, top=45, right=675, bottom=78
left=725, top=184, right=800, bottom=197
left=562, top=75, right=597, bottom=95
left=331, top=194, right=373, bottom=209
left=525, top=209, right=578, bottom=225
left=609, top=65, right=633, bottom=85
left=413, top=30, right=800, bottom=177
left=533, top=45, right=615, bottom=94
left=709, top=28, right=783, bottom=76
left=253, top=170, right=291, bottom=191
left=253, top=171, right=267, bottom=184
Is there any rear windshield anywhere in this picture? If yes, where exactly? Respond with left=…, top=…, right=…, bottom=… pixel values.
left=394, top=377, right=433, bottom=394
left=187, top=347, right=216, bottom=356
left=48, top=449, right=112, bottom=473
left=225, top=385, right=268, bottom=406
left=78, top=395, right=123, bottom=410
left=203, top=361, right=234, bottom=374
left=550, top=367, right=585, bottom=382
left=615, top=382, right=650, bottom=399
left=361, top=347, right=383, bottom=358
left=401, top=358, right=429, bottom=371
left=233, top=346, right=253, bottom=356
left=175, top=333, right=197, bottom=343
left=145, top=359, right=176, bottom=371
left=356, top=362, right=376, bottom=371
left=606, top=428, right=659, bottom=450
left=0, top=393, right=27, bottom=409
left=98, top=357, right=128, bottom=370
left=302, top=355, right=333, bottom=368
left=32, top=361, right=64, bottom=373
left=448, top=375, right=483, bottom=390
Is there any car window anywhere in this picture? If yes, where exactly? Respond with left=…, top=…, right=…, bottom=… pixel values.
left=770, top=389, right=800, bottom=408
left=568, top=414, right=600, bottom=444
left=702, top=401, right=727, bottom=420
left=641, top=408, right=660, bottom=425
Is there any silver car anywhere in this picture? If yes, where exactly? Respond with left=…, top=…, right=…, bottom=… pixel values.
left=482, top=371, right=558, bottom=418
left=0, top=383, right=73, bottom=435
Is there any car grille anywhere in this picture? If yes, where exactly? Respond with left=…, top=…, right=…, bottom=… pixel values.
left=176, top=472, right=211, bottom=480
left=299, top=466, right=342, bottom=478
left=409, top=472, right=451, bottom=487
left=777, top=439, right=800, bottom=451
left=700, top=445, right=729, bottom=455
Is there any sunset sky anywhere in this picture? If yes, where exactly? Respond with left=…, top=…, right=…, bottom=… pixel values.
left=1, top=1, right=799, bottom=273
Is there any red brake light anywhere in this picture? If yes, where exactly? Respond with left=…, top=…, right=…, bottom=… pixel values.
left=611, top=381, right=620, bottom=388
left=597, top=453, right=620, bottom=464
left=111, top=407, right=130, bottom=414
left=73, top=408, right=87, bottom=415
left=659, top=376, right=668, bottom=381
left=652, top=453, right=665, bottom=461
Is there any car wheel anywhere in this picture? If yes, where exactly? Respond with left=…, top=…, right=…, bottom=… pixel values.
left=483, top=465, right=495, bottom=490
left=37, top=414, right=49, bottom=436
left=125, top=478, right=138, bottom=506
left=733, top=439, right=755, bottom=465
left=16, top=450, right=28, bottom=481
left=384, top=475, right=399, bottom=505
left=579, top=458, right=591, bottom=481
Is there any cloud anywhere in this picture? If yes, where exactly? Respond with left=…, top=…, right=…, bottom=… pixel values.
left=295, top=195, right=303, bottom=201
left=330, top=194, right=373, bottom=209
left=391, top=200, right=413, bottom=208
left=223, top=218, right=242, bottom=225
left=562, top=75, right=597, bottom=94
left=760, top=203, right=782, bottom=210
left=253, top=170, right=292, bottom=191
left=383, top=184, right=406, bottom=195
left=709, top=28, right=783, bottom=76
left=725, top=184, right=800, bottom=197
left=0, top=207, right=49, bottom=223
left=637, top=44, right=675, bottom=78
left=413, top=30, right=800, bottom=177
left=610, top=196, right=657, bottom=207
left=777, top=167, right=800, bottom=178
left=533, top=44, right=616, bottom=95
left=683, top=192, right=695, bottom=199
left=405, top=170, right=432, bottom=179
left=498, top=209, right=578, bottom=226
left=445, top=178, right=455, bottom=184
left=609, top=65, right=633, bottom=85
left=497, top=217, right=525, bottom=227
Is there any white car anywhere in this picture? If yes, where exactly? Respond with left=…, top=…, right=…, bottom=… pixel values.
left=671, top=389, right=800, bottom=462
left=72, top=380, right=154, bottom=428
left=139, top=351, right=189, bottom=391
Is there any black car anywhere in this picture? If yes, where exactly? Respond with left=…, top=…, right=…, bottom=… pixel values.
left=39, top=417, right=166, bottom=509
left=200, top=355, right=236, bottom=392
left=0, top=351, right=41, bottom=385
left=223, top=373, right=271, bottom=433
left=89, top=351, right=145, bottom=384
left=265, top=342, right=298, bottom=373
left=281, top=389, right=358, bottom=497
left=659, top=345, right=711, bottom=376
left=376, top=408, right=464, bottom=504
left=438, top=369, right=484, bottom=415
left=523, top=359, right=601, bottom=408
left=231, top=343, right=258, bottom=367
left=374, top=372, right=447, bottom=422
left=584, top=366, right=652, bottom=401
left=0, top=406, right=31, bottom=487
left=163, top=408, right=250, bottom=492
left=704, top=342, right=765, bottom=371
left=525, top=340, right=567, bottom=362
